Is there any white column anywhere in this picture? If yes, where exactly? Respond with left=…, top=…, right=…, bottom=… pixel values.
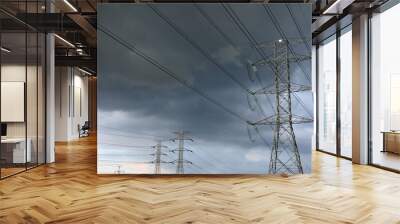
left=46, top=0, right=56, bottom=163
left=352, top=14, right=369, bottom=164
left=312, top=45, right=317, bottom=150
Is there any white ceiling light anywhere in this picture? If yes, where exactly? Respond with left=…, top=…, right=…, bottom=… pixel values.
left=1, top=47, right=11, bottom=53
left=78, top=67, right=93, bottom=76
left=323, top=0, right=354, bottom=15
left=54, top=34, right=75, bottom=48
left=63, top=0, right=78, bottom=12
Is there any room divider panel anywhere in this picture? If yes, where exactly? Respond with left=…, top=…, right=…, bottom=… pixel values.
left=97, top=3, right=313, bottom=175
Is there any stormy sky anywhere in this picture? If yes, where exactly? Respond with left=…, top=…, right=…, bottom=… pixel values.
left=97, top=3, right=313, bottom=174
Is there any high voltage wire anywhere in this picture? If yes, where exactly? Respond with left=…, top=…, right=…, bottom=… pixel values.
left=221, top=3, right=277, bottom=144
left=100, top=142, right=155, bottom=149
left=99, top=153, right=152, bottom=157
left=98, top=160, right=153, bottom=164
left=195, top=2, right=272, bottom=113
left=293, top=93, right=313, bottom=119
left=221, top=3, right=275, bottom=115
left=194, top=3, right=237, bottom=50
left=192, top=151, right=220, bottom=168
left=253, top=126, right=272, bottom=148
left=262, top=4, right=311, bottom=83
left=223, top=4, right=312, bottom=122
left=97, top=24, right=250, bottom=124
left=191, top=151, right=229, bottom=172
left=221, top=4, right=267, bottom=59
left=190, top=163, right=209, bottom=173
left=195, top=3, right=273, bottom=118
left=98, top=11, right=276, bottom=152
left=99, top=125, right=168, bottom=139
left=285, top=4, right=311, bottom=54
left=147, top=4, right=253, bottom=94
left=101, top=132, right=170, bottom=142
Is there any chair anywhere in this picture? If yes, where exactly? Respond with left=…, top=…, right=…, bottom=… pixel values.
left=79, top=121, right=90, bottom=138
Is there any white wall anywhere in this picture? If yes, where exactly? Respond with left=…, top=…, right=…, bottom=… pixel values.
left=1, top=65, right=39, bottom=138
left=1, top=63, right=46, bottom=164
left=55, top=67, right=89, bottom=141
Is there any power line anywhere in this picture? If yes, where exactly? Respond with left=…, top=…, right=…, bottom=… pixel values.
left=101, top=132, right=165, bottom=141
left=194, top=3, right=238, bottom=53
left=293, top=92, right=313, bottom=119
left=99, top=125, right=168, bottom=139
left=99, top=153, right=153, bottom=156
left=222, top=4, right=312, bottom=123
left=191, top=151, right=228, bottom=173
left=99, top=142, right=155, bottom=149
left=98, top=160, right=153, bottom=164
left=197, top=3, right=273, bottom=119
left=285, top=4, right=311, bottom=54
left=221, top=3, right=277, bottom=148
left=190, top=163, right=209, bottom=174
left=262, top=4, right=311, bottom=83
left=148, top=4, right=253, bottom=94
left=221, top=3, right=275, bottom=115
left=97, top=24, right=250, bottom=124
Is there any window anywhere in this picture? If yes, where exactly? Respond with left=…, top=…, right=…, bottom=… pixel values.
left=339, top=27, right=352, bottom=158
left=370, top=3, right=400, bottom=171
left=0, top=1, right=46, bottom=179
left=317, top=35, right=337, bottom=154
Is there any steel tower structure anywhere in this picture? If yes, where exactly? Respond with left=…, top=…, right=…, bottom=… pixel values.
left=149, top=140, right=169, bottom=174
left=249, top=39, right=312, bottom=175
left=171, top=131, right=193, bottom=174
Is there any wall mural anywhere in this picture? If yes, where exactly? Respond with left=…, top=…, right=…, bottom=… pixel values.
left=97, top=3, right=313, bottom=175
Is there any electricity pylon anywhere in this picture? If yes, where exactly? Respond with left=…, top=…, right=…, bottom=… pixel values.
left=112, top=164, right=124, bottom=174
left=171, top=131, right=193, bottom=174
left=249, top=39, right=312, bottom=175
left=149, top=140, right=169, bottom=174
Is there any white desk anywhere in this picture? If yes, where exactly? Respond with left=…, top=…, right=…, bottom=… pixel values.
left=1, top=138, right=31, bottom=163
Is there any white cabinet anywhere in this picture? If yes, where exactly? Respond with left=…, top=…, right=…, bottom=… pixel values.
left=1, top=138, right=32, bottom=163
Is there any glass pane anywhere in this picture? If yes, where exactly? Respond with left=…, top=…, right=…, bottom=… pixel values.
left=27, top=31, right=38, bottom=169
left=1, top=31, right=27, bottom=178
left=340, top=28, right=352, bottom=158
left=371, top=4, right=400, bottom=171
left=318, top=36, right=337, bottom=154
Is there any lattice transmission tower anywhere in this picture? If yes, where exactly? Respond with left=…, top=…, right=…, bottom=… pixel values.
left=171, top=131, right=193, bottom=174
left=249, top=39, right=312, bottom=175
left=149, top=140, right=170, bottom=174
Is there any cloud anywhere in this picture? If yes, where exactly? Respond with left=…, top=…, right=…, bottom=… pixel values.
left=245, top=149, right=267, bottom=162
left=97, top=3, right=313, bottom=174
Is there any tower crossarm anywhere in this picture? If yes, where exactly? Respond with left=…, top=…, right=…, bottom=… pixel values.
left=257, top=38, right=309, bottom=49
left=251, top=54, right=311, bottom=70
left=253, top=83, right=311, bottom=95
left=170, top=148, right=193, bottom=153
left=149, top=160, right=173, bottom=164
left=149, top=153, right=168, bottom=156
left=171, top=159, right=193, bottom=164
left=250, top=114, right=313, bottom=126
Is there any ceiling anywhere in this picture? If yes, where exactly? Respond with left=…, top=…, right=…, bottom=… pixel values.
left=0, top=0, right=391, bottom=74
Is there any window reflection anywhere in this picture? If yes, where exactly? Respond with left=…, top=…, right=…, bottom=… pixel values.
left=318, top=36, right=337, bottom=154
left=371, top=4, right=400, bottom=171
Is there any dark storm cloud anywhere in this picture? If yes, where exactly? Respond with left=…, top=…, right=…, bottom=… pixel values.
left=97, top=3, right=313, bottom=174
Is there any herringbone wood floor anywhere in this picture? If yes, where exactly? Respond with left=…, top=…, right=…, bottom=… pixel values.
left=1, top=135, right=400, bottom=224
